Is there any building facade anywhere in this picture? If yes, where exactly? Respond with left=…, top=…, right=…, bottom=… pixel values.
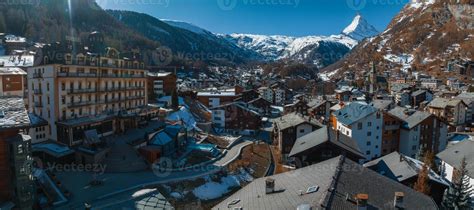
left=147, top=72, right=177, bottom=101
left=27, top=49, right=147, bottom=145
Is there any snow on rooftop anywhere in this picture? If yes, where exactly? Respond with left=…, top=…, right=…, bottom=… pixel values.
left=0, top=55, right=35, bottom=67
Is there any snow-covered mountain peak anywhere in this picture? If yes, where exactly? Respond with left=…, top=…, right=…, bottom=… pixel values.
left=342, top=14, right=379, bottom=41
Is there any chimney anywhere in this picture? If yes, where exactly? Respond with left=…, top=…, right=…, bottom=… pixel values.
left=394, top=192, right=404, bottom=209
left=356, top=194, right=368, bottom=210
left=265, top=178, right=275, bottom=194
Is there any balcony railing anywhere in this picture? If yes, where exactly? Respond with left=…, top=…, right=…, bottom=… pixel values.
left=67, top=101, right=95, bottom=108
left=33, top=89, right=42, bottom=94
left=58, top=72, right=98, bottom=78
left=67, top=88, right=97, bottom=94
left=33, top=73, right=43, bottom=78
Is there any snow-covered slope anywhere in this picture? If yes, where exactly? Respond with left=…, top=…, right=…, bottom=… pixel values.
left=323, top=0, right=474, bottom=83
left=342, top=14, right=379, bottom=41
left=220, top=14, right=377, bottom=67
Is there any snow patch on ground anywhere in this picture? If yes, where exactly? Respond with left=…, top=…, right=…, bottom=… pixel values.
left=384, top=54, right=414, bottom=72
left=192, top=169, right=254, bottom=200
left=319, top=68, right=340, bottom=81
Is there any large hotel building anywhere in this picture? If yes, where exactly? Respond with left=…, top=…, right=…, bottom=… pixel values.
left=27, top=33, right=148, bottom=146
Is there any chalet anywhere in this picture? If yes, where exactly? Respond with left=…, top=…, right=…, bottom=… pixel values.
left=411, top=89, right=433, bottom=108
left=247, top=97, right=272, bottom=116
left=273, top=113, right=322, bottom=160
left=283, top=100, right=309, bottom=115
left=364, top=152, right=449, bottom=204
left=456, top=92, right=474, bottom=124
left=211, top=102, right=262, bottom=134
left=289, top=126, right=365, bottom=167
left=214, top=156, right=439, bottom=210
left=307, top=99, right=330, bottom=120
left=388, top=107, right=448, bottom=158
left=427, top=98, right=467, bottom=131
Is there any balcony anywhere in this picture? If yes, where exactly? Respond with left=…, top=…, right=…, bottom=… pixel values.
left=33, top=73, right=43, bottom=78
left=58, top=72, right=98, bottom=78
left=67, top=88, right=97, bottom=94
left=67, top=101, right=95, bottom=108
left=33, top=89, right=42, bottom=95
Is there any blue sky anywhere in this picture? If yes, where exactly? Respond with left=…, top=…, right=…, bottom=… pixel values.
left=99, top=0, right=409, bottom=36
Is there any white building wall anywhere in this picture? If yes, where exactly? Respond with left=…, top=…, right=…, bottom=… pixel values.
left=442, top=161, right=474, bottom=203
left=349, top=113, right=383, bottom=161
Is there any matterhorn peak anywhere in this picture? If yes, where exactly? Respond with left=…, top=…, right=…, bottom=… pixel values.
left=342, top=13, right=379, bottom=41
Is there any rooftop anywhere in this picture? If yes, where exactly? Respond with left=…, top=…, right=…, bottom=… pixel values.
left=0, top=67, right=26, bottom=75
left=437, top=139, right=474, bottom=178
left=388, top=106, right=432, bottom=129
left=289, top=126, right=364, bottom=158
left=213, top=156, right=438, bottom=209
left=274, top=112, right=321, bottom=130
left=334, top=102, right=377, bottom=126
left=428, top=97, right=465, bottom=109
left=364, top=152, right=449, bottom=186
left=0, top=96, right=31, bottom=130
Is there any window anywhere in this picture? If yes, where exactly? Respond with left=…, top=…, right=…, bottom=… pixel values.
left=62, top=96, right=66, bottom=104
left=366, top=151, right=371, bottom=155
left=18, top=145, right=24, bottom=154
left=368, top=122, right=372, bottom=127
left=367, top=132, right=372, bottom=136
left=412, top=145, right=417, bottom=150
left=358, top=122, right=362, bottom=130
left=61, top=83, right=65, bottom=91
left=300, top=129, right=305, bottom=133
left=366, top=141, right=371, bottom=146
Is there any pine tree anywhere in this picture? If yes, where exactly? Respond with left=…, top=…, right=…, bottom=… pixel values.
left=442, top=157, right=473, bottom=209
left=171, top=88, right=179, bottom=111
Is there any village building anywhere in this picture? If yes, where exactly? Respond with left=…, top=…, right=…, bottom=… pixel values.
left=214, top=156, right=438, bottom=210
left=364, top=151, right=449, bottom=204
left=147, top=72, right=177, bottom=101
left=388, top=107, right=448, bottom=158
left=27, top=35, right=149, bottom=146
left=289, top=126, right=365, bottom=167
left=273, top=113, right=322, bottom=160
left=427, top=98, right=467, bottom=132
left=331, top=102, right=383, bottom=161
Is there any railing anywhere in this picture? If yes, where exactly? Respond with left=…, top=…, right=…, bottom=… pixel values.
left=33, top=73, right=43, bottom=78
left=33, top=89, right=42, bottom=94
left=67, top=101, right=95, bottom=108
left=67, top=88, right=97, bottom=94
left=57, top=72, right=98, bottom=78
